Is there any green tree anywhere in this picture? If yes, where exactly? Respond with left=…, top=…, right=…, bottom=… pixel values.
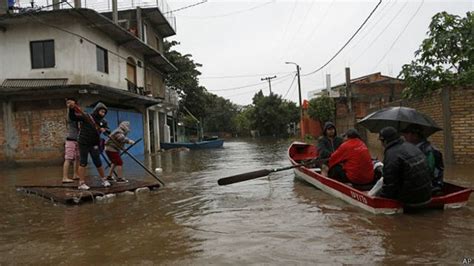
left=399, top=11, right=474, bottom=98
left=164, top=40, right=207, bottom=118
left=164, top=41, right=239, bottom=135
left=202, top=94, right=239, bottom=133
left=233, top=105, right=254, bottom=137
left=307, top=95, right=335, bottom=125
left=250, top=91, right=299, bottom=136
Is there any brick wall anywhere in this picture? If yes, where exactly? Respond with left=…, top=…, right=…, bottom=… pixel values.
left=363, top=86, right=474, bottom=164
left=1, top=99, right=67, bottom=164
left=449, top=88, right=474, bottom=164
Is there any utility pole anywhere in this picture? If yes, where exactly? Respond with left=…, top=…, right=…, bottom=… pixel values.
left=285, top=62, right=303, bottom=139
left=261, top=75, right=276, bottom=95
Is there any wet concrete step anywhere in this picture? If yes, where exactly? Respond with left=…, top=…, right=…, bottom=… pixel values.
left=15, top=176, right=161, bottom=205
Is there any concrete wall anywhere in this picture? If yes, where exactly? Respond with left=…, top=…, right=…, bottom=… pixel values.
left=0, top=17, right=145, bottom=89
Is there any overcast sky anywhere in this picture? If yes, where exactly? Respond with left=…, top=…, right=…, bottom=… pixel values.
left=166, top=0, right=472, bottom=106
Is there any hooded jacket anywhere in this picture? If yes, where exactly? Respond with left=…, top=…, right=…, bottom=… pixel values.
left=317, top=122, right=343, bottom=159
left=380, top=138, right=432, bottom=205
left=328, top=138, right=374, bottom=185
left=105, top=121, right=133, bottom=152
left=69, top=102, right=108, bottom=146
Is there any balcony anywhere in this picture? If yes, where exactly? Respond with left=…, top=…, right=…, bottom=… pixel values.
left=126, top=78, right=145, bottom=95
left=16, top=0, right=176, bottom=33
left=164, top=86, right=178, bottom=107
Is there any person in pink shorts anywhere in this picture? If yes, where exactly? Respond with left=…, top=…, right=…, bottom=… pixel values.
left=62, top=98, right=80, bottom=183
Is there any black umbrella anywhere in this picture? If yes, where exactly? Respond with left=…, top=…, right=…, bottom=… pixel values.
left=358, top=106, right=442, bottom=137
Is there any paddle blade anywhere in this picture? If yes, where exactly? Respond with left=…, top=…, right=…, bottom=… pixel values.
left=218, top=169, right=272, bottom=186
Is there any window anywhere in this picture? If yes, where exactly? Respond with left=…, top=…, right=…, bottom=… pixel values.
left=96, top=46, right=108, bottom=73
left=30, top=40, right=55, bottom=69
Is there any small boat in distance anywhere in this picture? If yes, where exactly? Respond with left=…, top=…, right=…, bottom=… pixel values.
left=160, top=139, right=224, bottom=150
left=288, top=142, right=472, bottom=214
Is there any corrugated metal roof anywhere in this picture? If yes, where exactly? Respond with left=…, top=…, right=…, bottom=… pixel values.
left=1, top=79, right=68, bottom=88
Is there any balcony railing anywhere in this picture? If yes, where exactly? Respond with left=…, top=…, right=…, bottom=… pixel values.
left=165, top=86, right=178, bottom=106
left=16, top=0, right=176, bottom=32
left=126, top=78, right=144, bottom=95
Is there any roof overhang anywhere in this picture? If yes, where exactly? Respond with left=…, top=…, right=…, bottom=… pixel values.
left=0, top=8, right=177, bottom=73
left=141, top=8, right=176, bottom=38
left=102, top=7, right=176, bottom=38
left=0, top=84, right=164, bottom=107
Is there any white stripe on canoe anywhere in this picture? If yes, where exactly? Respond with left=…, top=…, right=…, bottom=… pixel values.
left=294, top=168, right=403, bottom=215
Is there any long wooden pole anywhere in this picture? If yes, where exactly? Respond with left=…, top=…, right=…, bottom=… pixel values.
left=72, top=105, right=165, bottom=186
left=217, top=158, right=327, bottom=186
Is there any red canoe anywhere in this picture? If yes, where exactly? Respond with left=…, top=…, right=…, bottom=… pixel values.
left=288, top=142, right=472, bottom=214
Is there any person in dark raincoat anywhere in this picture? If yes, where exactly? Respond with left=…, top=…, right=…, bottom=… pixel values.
left=68, top=102, right=110, bottom=190
left=378, top=126, right=432, bottom=207
left=401, top=124, right=444, bottom=193
left=317, top=121, right=343, bottom=160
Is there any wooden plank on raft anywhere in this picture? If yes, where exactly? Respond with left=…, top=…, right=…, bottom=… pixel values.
left=16, top=176, right=161, bottom=205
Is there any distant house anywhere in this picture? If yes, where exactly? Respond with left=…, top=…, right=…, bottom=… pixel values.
left=0, top=2, right=179, bottom=164
left=317, top=71, right=405, bottom=135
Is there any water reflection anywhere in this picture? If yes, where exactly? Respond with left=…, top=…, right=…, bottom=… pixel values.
left=0, top=139, right=473, bottom=264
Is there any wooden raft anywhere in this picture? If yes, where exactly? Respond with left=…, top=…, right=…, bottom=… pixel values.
left=16, top=176, right=161, bottom=205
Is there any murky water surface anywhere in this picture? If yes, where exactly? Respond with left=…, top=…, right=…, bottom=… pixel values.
left=1, top=139, right=473, bottom=264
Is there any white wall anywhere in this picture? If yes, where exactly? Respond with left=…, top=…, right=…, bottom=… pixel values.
left=0, top=16, right=145, bottom=89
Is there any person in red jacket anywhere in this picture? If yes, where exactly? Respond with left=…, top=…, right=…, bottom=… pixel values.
left=325, top=128, right=374, bottom=185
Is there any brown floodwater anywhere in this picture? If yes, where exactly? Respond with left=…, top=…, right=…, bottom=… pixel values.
left=1, top=139, right=473, bottom=264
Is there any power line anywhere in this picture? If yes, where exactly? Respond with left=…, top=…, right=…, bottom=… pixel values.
left=345, top=0, right=395, bottom=54
left=208, top=73, right=294, bottom=92
left=163, top=0, right=207, bottom=15
left=290, top=0, right=333, bottom=59
left=280, top=0, right=316, bottom=60
left=372, top=0, right=425, bottom=71
left=275, top=0, right=299, bottom=61
left=283, top=73, right=298, bottom=99
left=180, top=1, right=275, bottom=19
left=351, top=0, right=408, bottom=64
left=302, top=0, right=383, bottom=77
left=220, top=74, right=295, bottom=97
left=200, top=71, right=292, bottom=79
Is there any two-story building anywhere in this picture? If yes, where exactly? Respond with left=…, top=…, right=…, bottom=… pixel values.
left=0, top=1, right=179, bottom=164
left=308, top=69, right=405, bottom=138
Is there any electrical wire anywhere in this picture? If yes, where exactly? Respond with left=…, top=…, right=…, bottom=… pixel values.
left=180, top=1, right=275, bottom=19
left=351, top=0, right=408, bottom=64
left=291, top=0, right=333, bottom=59
left=282, top=73, right=298, bottom=100
left=163, top=0, right=208, bottom=15
left=200, top=71, right=293, bottom=79
left=274, top=0, right=299, bottom=60
left=281, top=0, right=316, bottom=61
left=207, top=72, right=294, bottom=92
left=372, top=0, right=424, bottom=71
left=220, top=73, right=295, bottom=97
left=346, top=0, right=395, bottom=53
left=302, top=0, right=383, bottom=77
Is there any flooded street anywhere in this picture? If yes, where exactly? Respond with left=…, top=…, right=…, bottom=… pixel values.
left=1, top=139, right=473, bottom=264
